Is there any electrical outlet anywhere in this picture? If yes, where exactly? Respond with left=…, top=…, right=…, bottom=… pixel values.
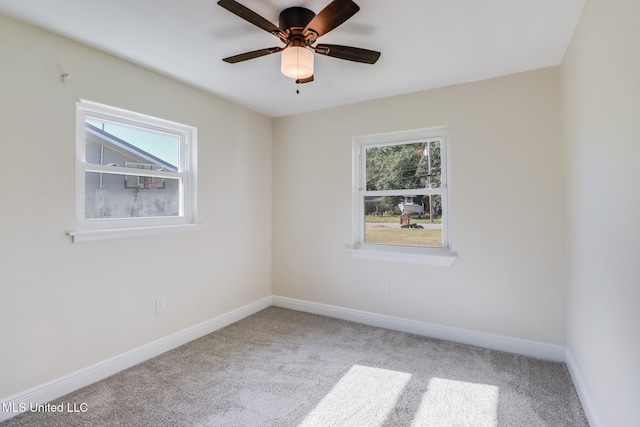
left=381, top=281, right=389, bottom=294
left=155, top=297, right=166, bottom=314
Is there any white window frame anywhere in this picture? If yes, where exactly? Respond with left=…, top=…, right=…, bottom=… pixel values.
left=349, top=127, right=456, bottom=266
left=67, top=99, right=200, bottom=243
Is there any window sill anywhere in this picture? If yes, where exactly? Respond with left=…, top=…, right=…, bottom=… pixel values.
left=347, top=246, right=457, bottom=266
left=66, top=224, right=203, bottom=243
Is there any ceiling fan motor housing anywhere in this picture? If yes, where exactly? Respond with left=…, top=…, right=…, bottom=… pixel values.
left=279, top=7, right=316, bottom=33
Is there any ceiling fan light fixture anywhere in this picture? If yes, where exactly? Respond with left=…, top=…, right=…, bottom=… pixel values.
left=281, top=46, right=314, bottom=79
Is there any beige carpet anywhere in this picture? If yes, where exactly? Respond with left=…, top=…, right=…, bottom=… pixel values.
left=2, top=307, right=588, bottom=426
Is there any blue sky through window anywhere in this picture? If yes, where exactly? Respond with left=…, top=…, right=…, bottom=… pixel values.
left=86, top=119, right=179, bottom=167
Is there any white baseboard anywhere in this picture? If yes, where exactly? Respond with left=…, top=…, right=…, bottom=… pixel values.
left=272, top=295, right=566, bottom=362
left=1, top=295, right=577, bottom=423
left=566, top=349, right=603, bottom=427
left=0, top=296, right=272, bottom=422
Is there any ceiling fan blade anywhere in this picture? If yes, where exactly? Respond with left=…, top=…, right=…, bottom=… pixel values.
left=217, top=0, right=283, bottom=37
left=314, top=44, right=380, bottom=64
left=296, top=75, right=314, bottom=84
left=222, top=47, right=283, bottom=63
left=303, top=0, right=360, bottom=39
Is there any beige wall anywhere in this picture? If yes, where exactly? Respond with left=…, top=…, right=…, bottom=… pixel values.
left=273, top=67, right=566, bottom=345
left=562, top=0, right=640, bottom=425
left=7, top=3, right=639, bottom=424
left=0, top=14, right=272, bottom=398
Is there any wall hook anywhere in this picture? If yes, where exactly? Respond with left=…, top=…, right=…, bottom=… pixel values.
left=60, top=73, right=70, bottom=83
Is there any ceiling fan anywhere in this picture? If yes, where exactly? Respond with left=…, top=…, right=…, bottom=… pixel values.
left=217, top=0, right=381, bottom=85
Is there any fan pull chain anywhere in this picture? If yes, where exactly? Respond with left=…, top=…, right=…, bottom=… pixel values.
left=296, top=81, right=300, bottom=94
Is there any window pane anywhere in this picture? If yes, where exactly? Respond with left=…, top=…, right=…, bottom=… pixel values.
left=365, top=140, right=441, bottom=191
left=85, top=172, right=180, bottom=219
left=364, top=195, right=443, bottom=247
left=85, top=120, right=179, bottom=171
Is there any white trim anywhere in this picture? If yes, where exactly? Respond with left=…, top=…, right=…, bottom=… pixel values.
left=271, top=296, right=565, bottom=361
left=565, top=349, right=603, bottom=427
left=66, top=223, right=203, bottom=243
left=0, top=296, right=272, bottom=422
left=3, top=295, right=591, bottom=424
left=352, top=127, right=452, bottom=256
left=74, top=99, right=198, bottom=240
left=353, top=126, right=450, bottom=146
left=347, top=247, right=457, bottom=266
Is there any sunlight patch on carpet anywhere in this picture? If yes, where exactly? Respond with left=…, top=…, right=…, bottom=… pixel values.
left=299, top=365, right=411, bottom=427
left=411, top=377, right=499, bottom=427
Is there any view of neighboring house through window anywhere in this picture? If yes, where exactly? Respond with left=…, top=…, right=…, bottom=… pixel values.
left=84, top=121, right=180, bottom=219
left=74, top=100, right=197, bottom=237
left=353, top=128, right=449, bottom=251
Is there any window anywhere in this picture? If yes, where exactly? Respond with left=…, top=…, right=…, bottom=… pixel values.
left=68, top=100, right=199, bottom=243
left=351, top=127, right=455, bottom=265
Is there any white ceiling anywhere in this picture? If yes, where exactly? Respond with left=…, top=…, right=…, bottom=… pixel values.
left=0, top=0, right=585, bottom=117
